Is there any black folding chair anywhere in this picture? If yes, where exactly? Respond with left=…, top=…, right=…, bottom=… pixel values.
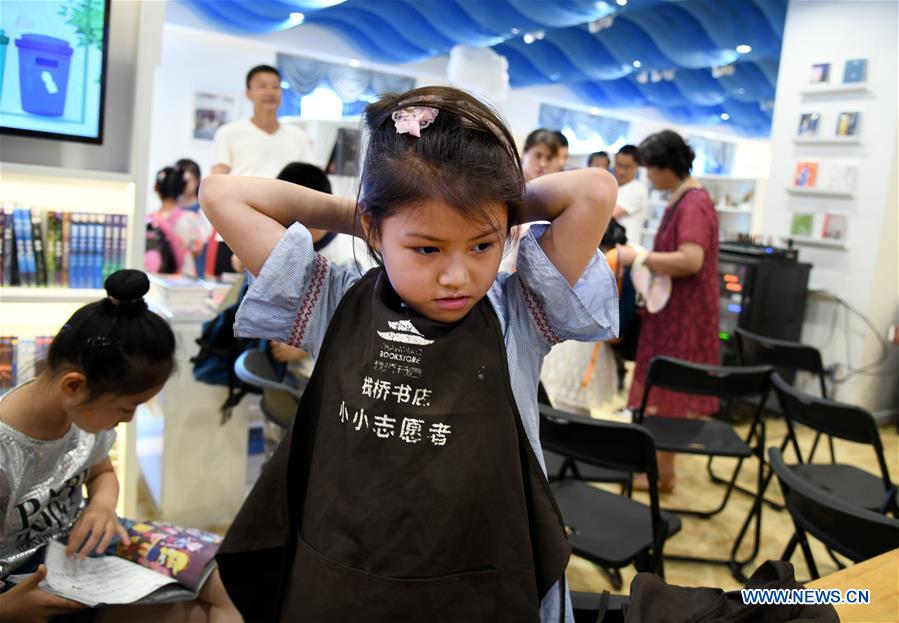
left=235, top=349, right=305, bottom=455
left=633, top=356, right=772, bottom=580
left=540, top=405, right=681, bottom=588
left=768, top=447, right=899, bottom=579
left=734, top=327, right=834, bottom=463
left=772, top=373, right=897, bottom=515
left=538, top=382, right=629, bottom=488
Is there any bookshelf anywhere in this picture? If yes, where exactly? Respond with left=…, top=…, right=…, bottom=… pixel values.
left=0, top=161, right=142, bottom=519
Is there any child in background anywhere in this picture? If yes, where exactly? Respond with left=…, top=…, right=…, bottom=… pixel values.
left=202, top=86, right=618, bottom=622
left=0, top=270, right=240, bottom=622
left=145, top=166, right=207, bottom=277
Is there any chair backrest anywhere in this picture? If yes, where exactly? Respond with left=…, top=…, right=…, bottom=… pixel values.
left=771, top=373, right=893, bottom=490
left=769, top=447, right=899, bottom=563
left=639, top=356, right=771, bottom=413
left=735, top=327, right=827, bottom=397
left=235, top=349, right=303, bottom=428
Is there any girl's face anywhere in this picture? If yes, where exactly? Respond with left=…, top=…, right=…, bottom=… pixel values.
left=368, top=200, right=508, bottom=324
left=66, top=383, right=165, bottom=433
left=522, top=143, right=555, bottom=182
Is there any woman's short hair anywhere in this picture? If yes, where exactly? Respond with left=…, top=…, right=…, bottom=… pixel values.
left=638, top=130, right=695, bottom=179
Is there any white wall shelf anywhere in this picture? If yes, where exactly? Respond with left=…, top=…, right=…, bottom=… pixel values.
left=799, top=83, right=869, bottom=96
left=785, top=187, right=854, bottom=198
left=0, top=287, right=106, bottom=304
left=779, top=236, right=847, bottom=250
left=793, top=136, right=861, bottom=145
left=716, top=206, right=753, bottom=215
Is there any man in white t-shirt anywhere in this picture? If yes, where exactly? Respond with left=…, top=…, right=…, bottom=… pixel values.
left=613, top=144, right=650, bottom=244
left=211, top=65, right=312, bottom=178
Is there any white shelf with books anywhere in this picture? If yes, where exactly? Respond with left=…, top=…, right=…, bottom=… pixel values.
left=0, top=162, right=141, bottom=519
left=698, top=175, right=766, bottom=240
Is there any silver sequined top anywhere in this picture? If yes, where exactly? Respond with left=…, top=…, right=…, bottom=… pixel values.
left=0, top=414, right=115, bottom=578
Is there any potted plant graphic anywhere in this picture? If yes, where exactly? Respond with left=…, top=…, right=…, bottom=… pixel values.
left=57, top=0, right=103, bottom=118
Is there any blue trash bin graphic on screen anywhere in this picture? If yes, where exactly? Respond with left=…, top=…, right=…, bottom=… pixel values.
left=16, top=34, right=73, bottom=117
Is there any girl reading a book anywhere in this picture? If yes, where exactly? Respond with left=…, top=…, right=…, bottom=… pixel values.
left=0, top=269, right=240, bottom=622
left=201, top=86, right=619, bottom=622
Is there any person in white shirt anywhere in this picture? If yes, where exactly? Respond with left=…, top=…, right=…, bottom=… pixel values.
left=211, top=65, right=313, bottom=178
left=613, top=144, right=650, bottom=244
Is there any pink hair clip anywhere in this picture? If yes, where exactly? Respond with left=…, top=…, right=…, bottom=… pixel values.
left=392, top=106, right=439, bottom=137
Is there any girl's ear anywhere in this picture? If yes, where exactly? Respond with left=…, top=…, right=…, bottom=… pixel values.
left=359, top=208, right=380, bottom=254
left=58, top=371, right=90, bottom=406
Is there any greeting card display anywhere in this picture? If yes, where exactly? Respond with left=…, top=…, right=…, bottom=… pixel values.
left=836, top=112, right=860, bottom=136
left=842, top=59, right=867, bottom=84
left=809, top=63, right=830, bottom=84
left=790, top=213, right=815, bottom=237
left=821, top=214, right=848, bottom=241
left=797, top=113, right=820, bottom=136
left=793, top=161, right=818, bottom=188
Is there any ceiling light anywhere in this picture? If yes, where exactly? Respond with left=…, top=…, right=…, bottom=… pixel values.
left=511, top=28, right=520, bottom=35
left=535, top=31, right=546, bottom=40
left=720, top=113, right=730, bottom=121
left=617, top=0, right=628, bottom=5
left=280, top=81, right=290, bottom=89
left=632, top=60, right=641, bottom=68
left=736, top=44, right=752, bottom=54
left=348, top=58, right=361, bottom=67
left=289, top=11, right=304, bottom=23
left=523, top=33, right=536, bottom=44
left=590, top=107, right=600, bottom=115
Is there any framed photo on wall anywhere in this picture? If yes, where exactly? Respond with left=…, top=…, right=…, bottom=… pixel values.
left=193, top=92, right=237, bottom=141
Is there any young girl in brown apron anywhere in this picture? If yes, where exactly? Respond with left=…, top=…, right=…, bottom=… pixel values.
left=201, top=87, right=620, bottom=622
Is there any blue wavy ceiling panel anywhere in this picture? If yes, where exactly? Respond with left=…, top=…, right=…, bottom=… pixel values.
left=182, top=0, right=786, bottom=136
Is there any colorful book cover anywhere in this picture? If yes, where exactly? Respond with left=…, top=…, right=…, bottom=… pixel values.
left=0, top=336, right=18, bottom=394
left=13, top=210, right=30, bottom=286
left=31, top=213, right=48, bottom=287
left=53, top=214, right=64, bottom=286
left=793, top=161, right=818, bottom=188
left=790, top=213, right=815, bottom=237
left=842, top=59, right=867, bottom=84
left=113, top=519, right=222, bottom=593
left=21, top=209, right=36, bottom=287
left=45, top=212, right=58, bottom=286
left=821, top=214, right=848, bottom=241
left=835, top=112, right=860, bottom=137
left=61, top=212, right=71, bottom=288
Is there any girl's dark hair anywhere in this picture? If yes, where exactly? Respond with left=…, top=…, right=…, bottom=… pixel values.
left=638, top=130, right=696, bottom=179
left=360, top=87, right=523, bottom=260
left=155, top=166, right=186, bottom=201
left=48, top=269, right=176, bottom=400
left=176, top=158, right=201, bottom=183
left=523, top=128, right=561, bottom=156
left=278, top=162, right=332, bottom=194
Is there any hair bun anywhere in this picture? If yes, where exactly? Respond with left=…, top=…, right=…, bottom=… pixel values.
left=105, top=269, right=150, bottom=302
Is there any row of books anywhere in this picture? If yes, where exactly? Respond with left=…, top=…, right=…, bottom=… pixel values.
left=0, top=335, right=52, bottom=396
left=0, top=208, right=129, bottom=289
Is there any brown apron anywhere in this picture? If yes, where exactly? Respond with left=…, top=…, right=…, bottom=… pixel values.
left=217, top=269, right=570, bottom=622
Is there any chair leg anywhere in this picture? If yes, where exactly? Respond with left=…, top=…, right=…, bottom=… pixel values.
left=597, top=566, right=623, bottom=591
left=781, top=532, right=800, bottom=562
left=797, top=528, right=820, bottom=580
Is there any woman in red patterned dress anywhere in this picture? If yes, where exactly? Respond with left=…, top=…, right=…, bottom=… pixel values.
left=618, top=130, right=720, bottom=492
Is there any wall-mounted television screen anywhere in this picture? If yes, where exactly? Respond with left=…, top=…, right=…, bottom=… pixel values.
left=0, top=0, right=110, bottom=144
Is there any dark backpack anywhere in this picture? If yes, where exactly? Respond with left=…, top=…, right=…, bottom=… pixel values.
left=191, top=283, right=285, bottom=422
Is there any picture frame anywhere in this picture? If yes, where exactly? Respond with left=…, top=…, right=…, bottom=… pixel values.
left=835, top=112, right=860, bottom=137
left=797, top=113, right=820, bottom=137
left=808, top=63, right=831, bottom=84
left=790, top=213, right=815, bottom=237
left=192, top=92, right=237, bottom=141
left=821, top=214, right=848, bottom=241
left=842, top=59, right=867, bottom=84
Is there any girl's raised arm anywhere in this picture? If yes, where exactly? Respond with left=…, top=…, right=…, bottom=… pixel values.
left=200, top=175, right=357, bottom=275
left=522, top=168, right=617, bottom=286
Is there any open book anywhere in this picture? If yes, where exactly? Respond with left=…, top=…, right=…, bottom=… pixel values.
left=12, top=520, right=221, bottom=607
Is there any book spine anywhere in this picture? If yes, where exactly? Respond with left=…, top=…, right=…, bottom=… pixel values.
left=103, top=214, right=115, bottom=282
left=3, top=209, right=15, bottom=286
left=13, top=210, right=27, bottom=286
left=116, top=214, right=127, bottom=272
left=61, top=212, right=71, bottom=287
left=0, top=336, right=15, bottom=394
left=0, top=210, right=5, bottom=288
left=34, top=335, right=53, bottom=378
left=53, top=213, right=63, bottom=286
left=45, top=212, right=57, bottom=286
left=31, top=212, right=48, bottom=287
left=90, top=215, right=102, bottom=289
left=21, top=209, right=36, bottom=286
